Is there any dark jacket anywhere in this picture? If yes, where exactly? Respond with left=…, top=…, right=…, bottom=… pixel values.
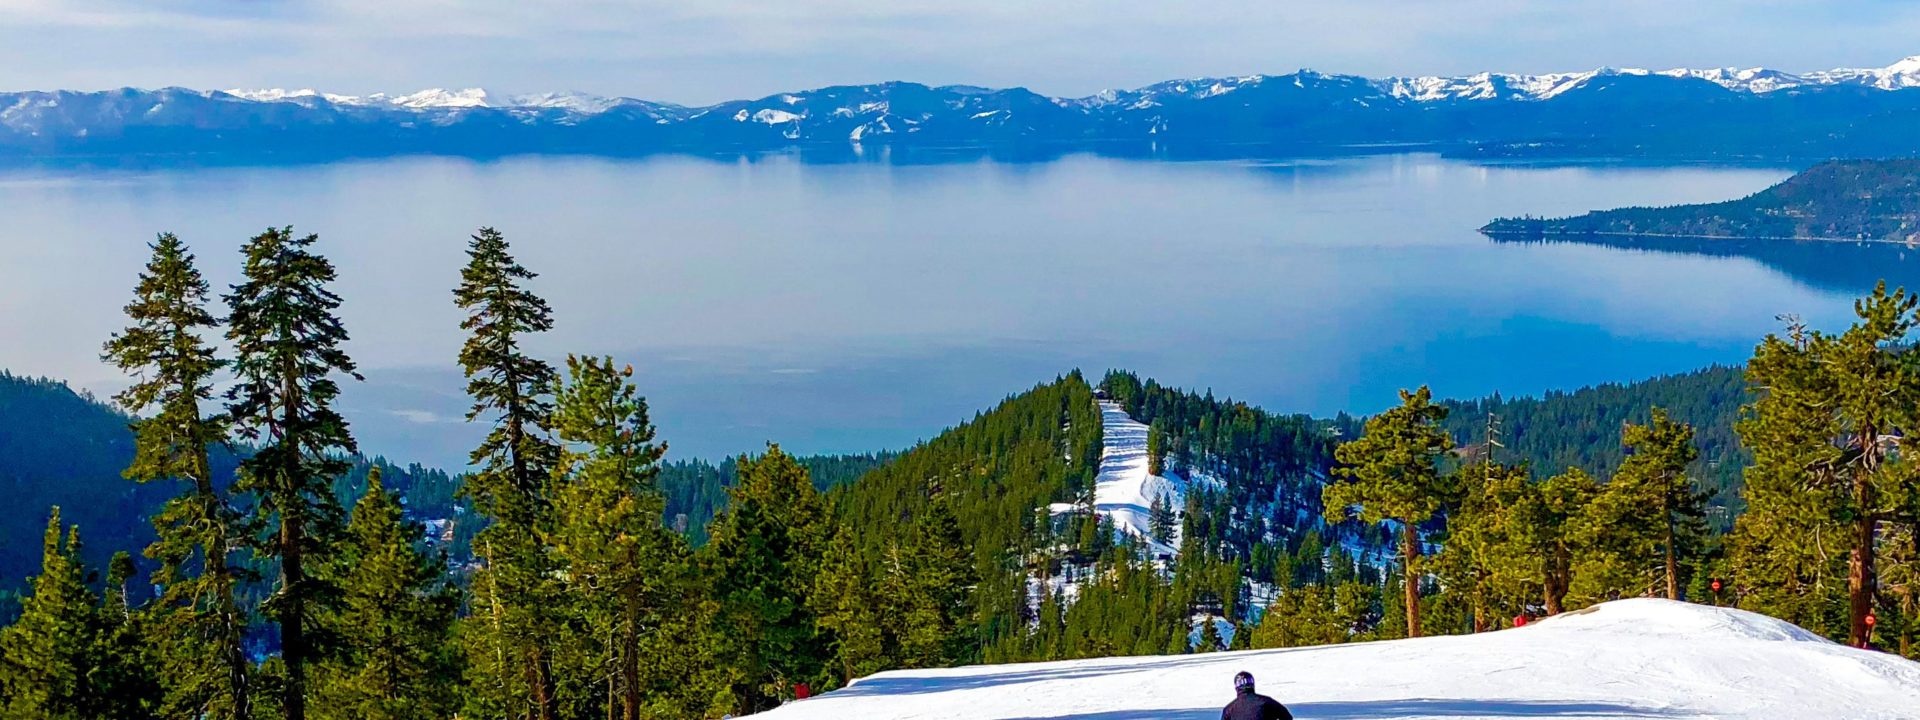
left=1222, top=691, right=1293, bottom=720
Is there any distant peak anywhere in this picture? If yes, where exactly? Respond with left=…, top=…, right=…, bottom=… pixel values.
left=386, top=88, right=491, bottom=108
left=1884, top=55, right=1920, bottom=74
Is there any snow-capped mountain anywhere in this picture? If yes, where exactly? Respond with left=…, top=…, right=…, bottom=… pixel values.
left=1374, top=55, right=1920, bottom=101
left=8, top=55, right=1920, bottom=161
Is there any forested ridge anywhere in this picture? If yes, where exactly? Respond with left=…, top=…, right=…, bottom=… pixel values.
left=1483, top=159, right=1920, bottom=241
left=0, top=371, right=458, bottom=602
left=1436, top=365, right=1750, bottom=518
left=0, top=225, right=1915, bottom=720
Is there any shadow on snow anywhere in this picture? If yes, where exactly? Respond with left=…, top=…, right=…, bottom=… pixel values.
left=1008, top=698, right=1689, bottom=719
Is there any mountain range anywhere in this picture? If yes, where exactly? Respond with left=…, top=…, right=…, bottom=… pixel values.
left=8, top=56, right=1920, bottom=161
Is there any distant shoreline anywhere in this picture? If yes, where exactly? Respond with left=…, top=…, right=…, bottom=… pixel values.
left=1479, top=228, right=1920, bottom=246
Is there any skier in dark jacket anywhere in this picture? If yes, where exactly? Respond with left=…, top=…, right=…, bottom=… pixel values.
left=1222, top=671, right=1293, bottom=720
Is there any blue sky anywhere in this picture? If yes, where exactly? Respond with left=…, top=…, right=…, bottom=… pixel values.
left=2, top=0, right=1917, bottom=104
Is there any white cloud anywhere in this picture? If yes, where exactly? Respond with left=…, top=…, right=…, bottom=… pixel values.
left=1, top=0, right=1917, bottom=104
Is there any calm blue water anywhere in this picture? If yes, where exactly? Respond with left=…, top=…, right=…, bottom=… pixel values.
left=2, top=153, right=1909, bottom=467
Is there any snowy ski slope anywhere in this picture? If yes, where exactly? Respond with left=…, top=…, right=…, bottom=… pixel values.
left=754, top=599, right=1920, bottom=719
left=1048, top=401, right=1198, bottom=558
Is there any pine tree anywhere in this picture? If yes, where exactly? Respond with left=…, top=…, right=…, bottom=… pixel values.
left=312, top=468, right=459, bottom=720
left=1436, top=460, right=1531, bottom=632
left=546, top=356, right=677, bottom=720
left=452, top=227, right=564, bottom=720
left=0, top=511, right=160, bottom=719
left=895, top=497, right=977, bottom=668
left=0, top=512, right=94, bottom=718
left=1196, top=617, right=1222, bottom=652
left=1323, top=386, right=1452, bottom=637
left=812, top=529, right=891, bottom=684
left=1250, top=584, right=1342, bottom=649
left=1734, top=285, right=1920, bottom=646
left=1147, top=423, right=1166, bottom=476
left=1148, top=494, right=1177, bottom=547
left=100, top=232, right=252, bottom=720
left=1615, top=409, right=1706, bottom=601
left=1511, top=468, right=1599, bottom=614
left=702, top=446, right=831, bottom=713
left=96, top=551, right=163, bottom=720
left=224, top=226, right=361, bottom=720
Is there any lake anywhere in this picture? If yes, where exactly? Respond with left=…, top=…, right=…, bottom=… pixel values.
left=3, top=153, right=1911, bottom=468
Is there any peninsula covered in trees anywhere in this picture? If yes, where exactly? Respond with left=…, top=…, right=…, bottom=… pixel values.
left=1482, top=159, right=1920, bottom=242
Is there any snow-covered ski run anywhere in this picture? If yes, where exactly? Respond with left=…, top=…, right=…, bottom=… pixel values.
left=1048, top=400, right=1200, bottom=559
left=752, top=599, right=1920, bottom=719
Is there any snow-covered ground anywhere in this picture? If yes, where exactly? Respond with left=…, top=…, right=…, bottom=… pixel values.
left=756, top=600, right=1920, bottom=719
left=1049, top=401, right=1198, bottom=557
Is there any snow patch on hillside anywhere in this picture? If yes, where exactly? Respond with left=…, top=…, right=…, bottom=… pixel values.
left=1049, top=401, right=1190, bottom=557
left=755, top=599, right=1920, bottom=719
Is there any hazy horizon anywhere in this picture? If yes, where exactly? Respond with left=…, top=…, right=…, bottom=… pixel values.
left=4, top=1, right=1919, bottom=105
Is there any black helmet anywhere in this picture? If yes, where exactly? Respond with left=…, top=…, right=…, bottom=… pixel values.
left=1233, top=671, right=1255, bottom=694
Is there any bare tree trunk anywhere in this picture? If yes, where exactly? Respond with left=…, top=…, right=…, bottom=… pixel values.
left=1848, top=480, right=1877, bottom=647
left=529, top=646, right=557, bottom=720
left=1471, top=579, right=1487, bottom=633
left=282, top=509, right=307, bottom=720
left=1664, top=504, right=1680, bottom=601
left=279, top=365, right=308, bottom=720
left=621, top=551, right=641, bottom=720
left=1849, top=425, right=1881, bottom=648
left=1543, top=544, right=1567, bottom=616
left=1402, top=522, right=1422, bottom=638
left=193, top=445, right=251, bottom=720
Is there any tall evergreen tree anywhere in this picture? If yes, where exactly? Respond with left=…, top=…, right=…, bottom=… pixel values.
left=455, top=226, right=561, bottom=507
left=0, top=512, right=98, bottom=719
left=1512, top=468, right=1599, bottom=615
left=1437, top=460, right=1531, bottom=632
left=1612, top=409, right=1705, bottom=601
left=224, top=226, right=361, bottom=720
left=703, top=446, right=831, bottom=714
left=1323, top=386, right=1452, bottom=638
left=453, top=227, right=563, bottom=720
left=894, top=496, right=978, bottom=668
left=312, top=468, right=460, bottom=720
left=97, top=551, right=163, bottom=720
left=811, top=529, right=891, bottom=684
left=101, top=232, right=252, bottom=720
left=1734, top=284, right=1920, bottom=645
left=546, top=356, right=681, bottom=720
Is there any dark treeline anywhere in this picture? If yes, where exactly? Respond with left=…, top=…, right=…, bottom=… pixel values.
left=1436, top=365, right=1751, bottom=520
left=0, top=371, right=459, bottom=613
left=1482, top=159, right=1920, bottom=241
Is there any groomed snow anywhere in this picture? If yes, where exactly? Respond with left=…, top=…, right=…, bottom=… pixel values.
left=755, top=599, right=1920, bottom=719
left=1049, top=401, right=1191, bottom=557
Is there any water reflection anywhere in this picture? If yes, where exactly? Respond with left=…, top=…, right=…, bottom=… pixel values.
left=1487, top=235, right=1920, bottom=296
